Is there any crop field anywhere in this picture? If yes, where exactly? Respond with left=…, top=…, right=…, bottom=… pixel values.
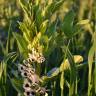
left=0, top=0, right=96, bottom=96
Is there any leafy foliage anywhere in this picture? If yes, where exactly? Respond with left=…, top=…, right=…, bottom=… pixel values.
left=0, top=0, right=96, bottom=96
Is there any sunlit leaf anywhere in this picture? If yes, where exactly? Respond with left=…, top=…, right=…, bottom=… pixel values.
left=40, top=20, right=49, bottom=34
left=60, top=55, right=83, bottom=72
left=77, top=19, right=89, bottom=25
left=60, top=72, right=64, bottom=95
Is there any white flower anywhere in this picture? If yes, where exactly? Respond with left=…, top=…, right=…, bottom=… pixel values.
left=21, top=70, right=29, bottom=77
left=18, top=64, right=26, bottom=72
left=37, top=56, right=45, bottom=63
left=23, top=79, right=31, bottom=91
left=27, top=74, right=39, bottom=84
left=24, top=90, right=35, bottom=96
left=28, top=53, right=37, bottom=62
left=28, top=48, right=45, bottom=64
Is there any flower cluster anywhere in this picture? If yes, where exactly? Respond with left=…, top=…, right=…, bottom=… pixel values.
left=28, top=48, right=45, bottom=64
left=18, top=48, right=47, bottom=96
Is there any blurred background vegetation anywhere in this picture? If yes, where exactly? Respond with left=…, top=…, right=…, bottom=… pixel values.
left=0, top=0, right=96, bottom=96
left=0, top=0, right=95, bottom=58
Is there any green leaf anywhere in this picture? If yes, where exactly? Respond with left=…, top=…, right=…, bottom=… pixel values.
left=0, top=41, right=6, bottom=56
left=3, top=52, right=16, bottom=62
left=19, top=0, right=30, bottom=19
left=62, top=46, right=77, bottom=95
left=18, top=22, right=32, bottom=43
left=45, top=0, right=64, bottom=18
left=0, top=52, right=16, bottom=83
left=6, top=21, right=12, bottom=54
left=13, top=32, right=28, bottom=58
left=88, top=43, right=94, bottom=96
left=9, top=77, right=24, bottom=94
left=28, top=32, right=41, bottom=50
left=60, top=72, right=64, bottom=96
left=36, top=9, right=43, bottom=28
left=0, top=62, right=4, bottom=81
left=88, top=32, right=96, bottom=95
left=61, top=10, right=75, bottom=38
left=52, top=0, right=64, bottom=13
left=40, top=20, right=49, bottom=34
